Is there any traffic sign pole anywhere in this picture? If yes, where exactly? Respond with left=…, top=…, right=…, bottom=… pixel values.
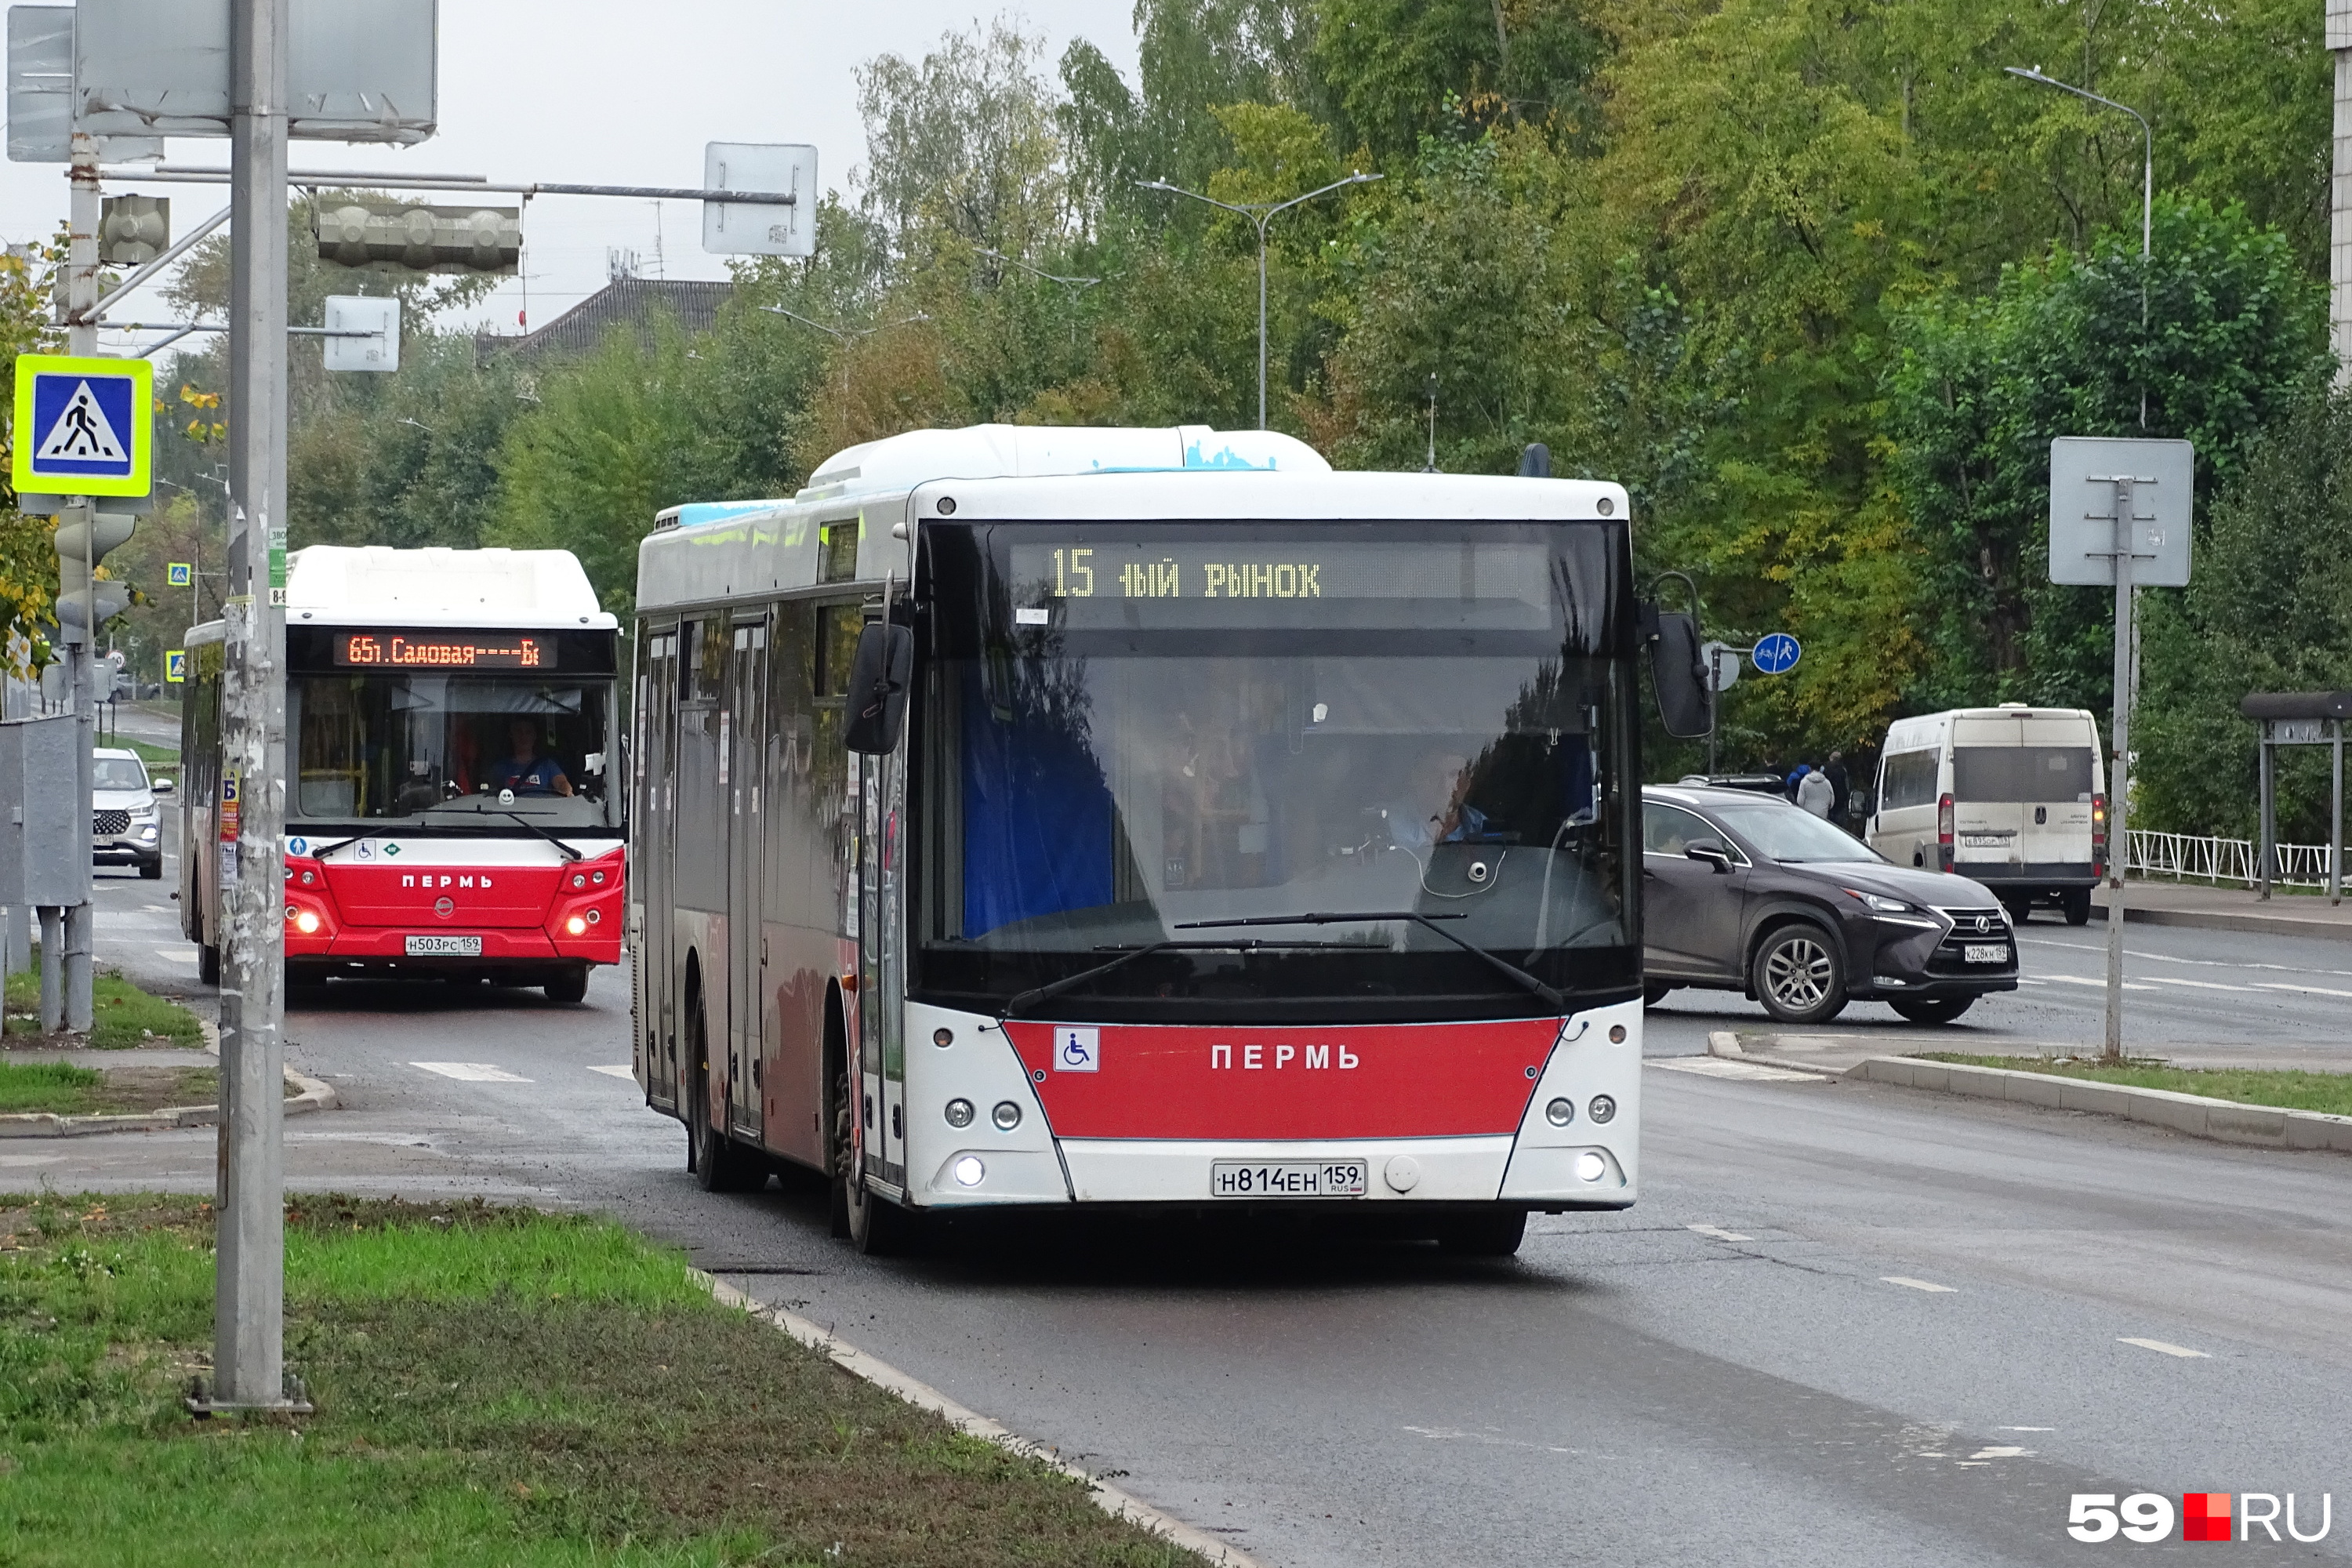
left=60, top=132, right=100, bottom=1035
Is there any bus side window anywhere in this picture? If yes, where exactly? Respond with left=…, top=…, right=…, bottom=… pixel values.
left=815, top=604, right=862, bottom=700
left=677, top=622, right=697, bottom=704
left=696, top=621, right=728, bottom=705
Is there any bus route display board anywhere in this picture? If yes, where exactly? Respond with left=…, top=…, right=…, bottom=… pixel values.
left=334, top=631, right=556, bottom=670
left=1006, top=537, right=1560, bottom=632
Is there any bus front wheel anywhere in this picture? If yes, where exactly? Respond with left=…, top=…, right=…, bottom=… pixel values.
left=844, top=1169, right=919, bottom=1256
left=1438, top=1208, right=1526, bottom=1257
left=543, top=964, right=589, bottom=1005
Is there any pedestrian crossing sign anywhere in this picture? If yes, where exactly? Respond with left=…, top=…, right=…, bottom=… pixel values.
left=167, top=561, right=193, bottom=586
left=10, top=354, right=152, bottom=498
left=165, top=649, right=187, bottom=684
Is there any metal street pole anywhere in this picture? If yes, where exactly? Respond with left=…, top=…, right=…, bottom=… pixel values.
left=207, top=0, right=297, bottom=1414
left=2103, top=476, right=2139, bottom=1062
left=1138, top=173, right=1381, bottom=429
left=60, top=133, right=101, bottom=1034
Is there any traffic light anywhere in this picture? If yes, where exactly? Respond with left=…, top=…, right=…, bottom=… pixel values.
left=53, top=510, right=137, bottom=632
left=100, top=195, right=170, bottom=266
left=314, top=201, right=522, bottom=275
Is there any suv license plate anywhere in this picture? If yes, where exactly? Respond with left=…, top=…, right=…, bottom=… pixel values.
left=1210, top=1160, right=1368, bottom=1198
left=1962, top=942, right=2009, bottom=964
left=405, top=935, right=482, bottom=956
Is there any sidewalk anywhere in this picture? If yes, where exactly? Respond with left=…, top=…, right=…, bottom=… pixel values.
left=2091, top=880, right=2352, bottom=942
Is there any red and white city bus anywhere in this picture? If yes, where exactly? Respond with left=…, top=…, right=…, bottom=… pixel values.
left=633, top=425, right=1694, bottom=1254
left=180, top=546, right=626, bottom=1003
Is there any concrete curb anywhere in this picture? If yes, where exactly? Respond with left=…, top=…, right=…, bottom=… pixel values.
left=1707, top=1031, right=1744, bottom=1058
left=2089, top=898, right=2352, bottom=942
left=695, top=1271, right=1261, bottom=1568
left=0, top=1064, right=336, bottom=1139
left=1847, top=1056, right=2352, bottom=1155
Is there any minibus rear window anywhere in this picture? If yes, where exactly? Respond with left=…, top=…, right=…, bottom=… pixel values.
left=1952, top=746, right=2094, bottom=803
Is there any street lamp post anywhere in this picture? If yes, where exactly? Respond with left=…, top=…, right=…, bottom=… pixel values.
left=2005, top=65, right=2152, bottom=429
left=1138, top=172, right=1382, bottom=429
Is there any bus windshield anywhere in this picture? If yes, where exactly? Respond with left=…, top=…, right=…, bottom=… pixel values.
left=289, top=671, right=619, bottom=829
left=913, top=521, right=1638, bottom=1021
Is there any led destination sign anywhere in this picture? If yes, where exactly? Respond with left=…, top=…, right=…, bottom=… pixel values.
left=336, top=632, right=554, bottom=670
left=1007, top=538, right=1558, bottom=630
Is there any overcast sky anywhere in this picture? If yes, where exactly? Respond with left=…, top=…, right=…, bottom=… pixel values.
left=0, top=2, right=1138, bottom=349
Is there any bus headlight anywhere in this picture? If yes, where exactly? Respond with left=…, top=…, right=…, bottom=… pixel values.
left=1588, top=1094, right=1617, bottom=1124
left=944, top=1098, right=975, bottom=1128
left=1544, top=1097, right=1575, bottom=1127
left=292, top=909, right=321, bottom=935
left=953, top=1155, right=985, bottom=1186
left=565, top=915, right=588, bottom=935
left=1576, top=1151, right=1607, bottom=1183
left=991, top=1100, right=1022, bottom=1131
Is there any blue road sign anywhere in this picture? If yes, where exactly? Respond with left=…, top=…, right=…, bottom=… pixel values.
left=165, top=649, right=187, bottom=684
left=10, top=354, right=152, bottom=496
left=1751, top=632, right=1802, bottom=674
left=167, top=561, right=193, bottom=586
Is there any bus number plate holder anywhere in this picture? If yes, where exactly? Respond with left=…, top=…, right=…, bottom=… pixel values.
left=1210, top=1161, right=1367, bottom=1198
left=405, top=935, right=482, bottom=956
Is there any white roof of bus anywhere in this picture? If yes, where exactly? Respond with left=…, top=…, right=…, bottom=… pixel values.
left=637, top=422, right=1631, bottom=615
left=285, top=546, right=616, bottom=630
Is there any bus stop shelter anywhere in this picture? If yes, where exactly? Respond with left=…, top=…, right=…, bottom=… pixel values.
left=2240, top=691, right=2352, bottom=904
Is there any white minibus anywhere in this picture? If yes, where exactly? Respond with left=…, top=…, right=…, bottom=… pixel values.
left=1865, top=705, right=2105, bottom=924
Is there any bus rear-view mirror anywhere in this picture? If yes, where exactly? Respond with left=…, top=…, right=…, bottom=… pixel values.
left=1647, top=610, right=1710, bottom=739
left=844, top=622, right=913, bottom=756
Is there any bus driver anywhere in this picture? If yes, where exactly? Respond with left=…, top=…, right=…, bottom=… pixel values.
left=485, top=716, right=572, bottom=797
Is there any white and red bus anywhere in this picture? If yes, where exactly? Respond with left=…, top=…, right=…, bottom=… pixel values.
left=180, top=546, right=625, bottom=1003
left=632, top=425, right=1700, bottom=1254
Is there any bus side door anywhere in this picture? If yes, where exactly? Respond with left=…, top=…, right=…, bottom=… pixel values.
left=636, top=623, right=680, bottom=1112
left=728, top=614, right=768, bottom=1143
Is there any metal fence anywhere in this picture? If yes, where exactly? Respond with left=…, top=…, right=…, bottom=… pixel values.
left=2127, top=829, right=2338, bottom=888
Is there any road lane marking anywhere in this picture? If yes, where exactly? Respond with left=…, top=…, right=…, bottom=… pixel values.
left=2140, top=977, right=2254, bottom=991
left=1881, top=1276, right=1958, bottom=1293
left=1649, top=1057, right=1828, bottom=1082
left=409, top=1062, right=533, bottom=1083
left=1968, top=1446, right=2030, bottom=1459
left=586, top=1065, right=636, bottom=1079
left=2042, top=975, right=2157, bottom=991
left=2119, top=1336, right=2209, bottom=1358
left=1997, top=1426, right=2055, bottom=1432
left=1687, top=1223, right=1753, bottom=1242
left=2251, top=982, right=2352, bottom=999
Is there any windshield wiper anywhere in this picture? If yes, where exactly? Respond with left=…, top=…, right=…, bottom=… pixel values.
left=1177, top=910, right=1567, bottom=1012
left=498, top=809, right=583, bottom=862
left=303, top=835, right=363, bottom=861
left=999, top=938, right=1352, bottom=1019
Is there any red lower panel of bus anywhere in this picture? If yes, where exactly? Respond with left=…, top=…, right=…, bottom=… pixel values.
left=1001, top=1018, right=1560, bottom=1140
left=282, top=848, right=624, bottom=965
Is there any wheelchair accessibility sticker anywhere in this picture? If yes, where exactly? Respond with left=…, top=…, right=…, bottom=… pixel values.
left=1054, top=1025, right=1100, bottom=1073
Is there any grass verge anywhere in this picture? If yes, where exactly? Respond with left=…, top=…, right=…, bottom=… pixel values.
left=111, top=737, right=180, bottom=773
left=3, top=967, right=205, bottom=1048
left=0, top=1194, right=1209, bottom=1567
left=0, top=1062, right=224, bottom=1116
left=1911, top=1053, right=2352, bottom=1116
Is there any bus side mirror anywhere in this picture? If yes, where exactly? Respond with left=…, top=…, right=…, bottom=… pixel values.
left=1646, top=609, right=1710, bottom=739
left=844, top=622, right=913, bottom=756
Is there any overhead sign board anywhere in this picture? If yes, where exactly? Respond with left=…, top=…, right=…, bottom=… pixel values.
left=2049, top=436, right=2193, bottom=588
left=323, top=295, right=400, bottom=372
left=10, top=354, right=151, bottom=497
left=702, top=141, right=815, bottom=258
left=71, top=0, right=437, bottom=144
left=5, top=5, right=160, bottom=162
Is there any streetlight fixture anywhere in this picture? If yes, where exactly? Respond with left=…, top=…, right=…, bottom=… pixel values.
left=1137, top=171, right=1383, bottom=429
left=2005, top=65, right=2152, bottom=427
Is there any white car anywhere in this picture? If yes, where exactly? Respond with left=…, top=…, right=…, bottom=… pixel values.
left=93, top=746, right=166, bottom=879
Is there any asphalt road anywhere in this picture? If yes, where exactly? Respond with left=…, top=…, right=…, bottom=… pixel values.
left=24, top=823, right=2352, bottom=1565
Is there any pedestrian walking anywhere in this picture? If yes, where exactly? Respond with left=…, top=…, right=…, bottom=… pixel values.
left=1824, top=750, right=1850, bottom=824
left=1784, top=761, right=1809, bottom=802
left=1796, top=766, right=1835, bottom=818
